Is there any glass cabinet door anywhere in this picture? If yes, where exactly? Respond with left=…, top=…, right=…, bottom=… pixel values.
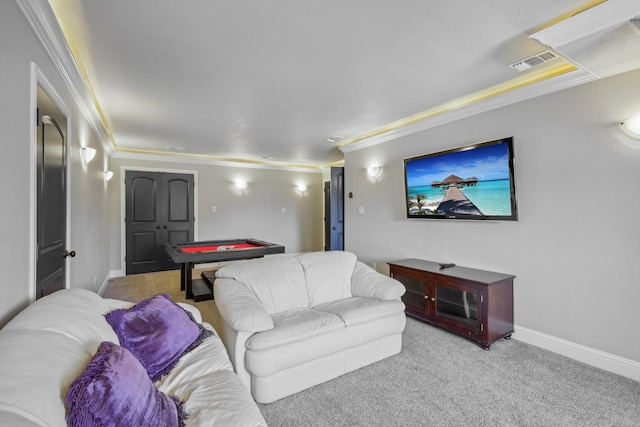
left=434, top=283, right=480, bottom=330
left=395, top=273, right=427, bottom=312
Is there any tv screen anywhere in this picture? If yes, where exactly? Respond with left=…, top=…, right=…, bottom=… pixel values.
left=404, top=137, right=517, bottom=221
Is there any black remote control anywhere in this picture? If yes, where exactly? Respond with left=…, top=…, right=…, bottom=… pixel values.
left=439, top=263, right=456, bottom=269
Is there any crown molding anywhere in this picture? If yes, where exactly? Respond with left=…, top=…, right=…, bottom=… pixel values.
left=17, top=0, right=609, bottom=164
left=530, top=0, right=640, bottom=48
left=112, top=150, right=325, bottom=173
left=530, top=0, right=640, bottom=79
left=340, top=66, right=596, bottom=154
left=16, top=0, right=115, bottom=156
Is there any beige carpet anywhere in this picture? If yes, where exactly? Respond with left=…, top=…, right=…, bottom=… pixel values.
left=102, top=269, right=224, bottom=332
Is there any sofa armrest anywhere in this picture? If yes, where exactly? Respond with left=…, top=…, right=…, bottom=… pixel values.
left=351, top=261, right=406, bottom=300
left=214, top=278, right=274, bottom=332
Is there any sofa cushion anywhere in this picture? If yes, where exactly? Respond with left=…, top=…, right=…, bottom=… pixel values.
left=216, top=255, right=309, bottom=314
left=105, top=294, right=213, bottom=382
left=158, top=332, right=266, bottom=427
left=296, top=251, right=357, bottom=307
left=314, top=297, right=406, bottom=327
left=158, top=325, right=268, bottom=426
left=245, top=308, right=344, bottom=351
left=245, top=312, right=406, bottom=378
left=66, top=341, right=185, bottom=427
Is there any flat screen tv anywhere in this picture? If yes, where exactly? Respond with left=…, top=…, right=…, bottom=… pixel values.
left=404, top=137, right=518, bottom=221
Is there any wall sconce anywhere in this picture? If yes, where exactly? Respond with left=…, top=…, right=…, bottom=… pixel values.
left=79, top=146, right=96, bottom=165
left=234, top=180, right=247, bottom=191
left=296, top=184, right=307, bottom=194
left=104, top=171, right=114, bottom=182
left=620, top=113, right=640, bottom=140
left=367, top=166, right=382, bottom=179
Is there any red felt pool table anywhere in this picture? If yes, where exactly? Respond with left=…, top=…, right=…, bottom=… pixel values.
left=165, top=238, right=285, bottom=300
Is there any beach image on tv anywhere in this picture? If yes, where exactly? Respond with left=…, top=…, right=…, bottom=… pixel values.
left=405, top=141, right=514, bottom=217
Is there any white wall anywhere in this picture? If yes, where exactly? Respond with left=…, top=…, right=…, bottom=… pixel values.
left=0, top=1, right=113, bottom=327
left=344, top=68, right=640, bottom=364
left=108, top=157, right=324, bottom=275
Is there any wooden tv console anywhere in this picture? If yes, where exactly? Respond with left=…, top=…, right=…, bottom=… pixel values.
left=388, top=259, right=514, bottom=349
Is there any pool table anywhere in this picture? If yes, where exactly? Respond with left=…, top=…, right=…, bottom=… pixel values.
left=165, top=238, right=285, bottom=300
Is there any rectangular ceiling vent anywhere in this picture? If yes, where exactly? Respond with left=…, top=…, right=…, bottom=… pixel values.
left=508, top=50, right=557, bottom=72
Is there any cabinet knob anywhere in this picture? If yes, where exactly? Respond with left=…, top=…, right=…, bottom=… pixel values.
left=431, top=297, right=436, bottom=302
left=423, top=295, right=429, bottom=300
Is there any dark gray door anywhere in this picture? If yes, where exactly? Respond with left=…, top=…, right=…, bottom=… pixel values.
left=36, top=85, right=68, bottom=298
left=161, top=174, right=195, bottom=270
left=329, top=166, right=344, bottom=251
left=125, top=171, right=194, bottom=274
left=323, top=181, right=331, bottom=251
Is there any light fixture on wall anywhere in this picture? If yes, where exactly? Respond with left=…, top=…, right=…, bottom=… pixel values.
left=620, top=113, right=640, bottom=140
left=296, top=183, right=307, bottom=194
left=367, top=166, right=382, bottom=179
left=104, top=170, right=114, bottom=182
left=79, top=146, right=96, bottom=165
left=234, top=180, right=247, bottom=191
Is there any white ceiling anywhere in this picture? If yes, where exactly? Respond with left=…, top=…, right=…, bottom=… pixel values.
left=37, top=0, right=638, bottom=168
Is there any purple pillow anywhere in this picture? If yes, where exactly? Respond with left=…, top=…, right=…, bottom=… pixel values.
left=105, top=294, right=212, bottom=381
left=66, top=341, right=186, bottom=427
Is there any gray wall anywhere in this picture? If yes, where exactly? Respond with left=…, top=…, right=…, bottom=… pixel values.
left=343, top=68, right=640, bottom=363
left=0, top=2, right=324, bottom=328
left=0, top=1, right=113, bottom=327
left=107, top=157, right=324, bottom=274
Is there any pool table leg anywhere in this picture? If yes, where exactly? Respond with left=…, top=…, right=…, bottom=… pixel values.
left=180, top=263, right=186, bottom=291
left=184, top=262, right=194, bottom=300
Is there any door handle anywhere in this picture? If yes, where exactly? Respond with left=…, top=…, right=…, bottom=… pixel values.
left=64, top=250, right=76, bottom=258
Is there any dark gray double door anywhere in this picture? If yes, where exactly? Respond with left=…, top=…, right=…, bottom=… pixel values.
left=125, top=171, right=194, bottom=274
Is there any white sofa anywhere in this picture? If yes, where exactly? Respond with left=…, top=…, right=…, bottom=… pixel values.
left=0, top=288, right=266, bottom=427
left=214, top=251, right=407, bottom=404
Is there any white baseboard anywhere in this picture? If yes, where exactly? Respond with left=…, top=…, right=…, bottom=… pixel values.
left=514, top=325, right=640, bottom=382
left=97, top=279, right=109, bottom=296
left=108, top=269, right=125, bottom=279
left=97, top=270, right=125, bottom=296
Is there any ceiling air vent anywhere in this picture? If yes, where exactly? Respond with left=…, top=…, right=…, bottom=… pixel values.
left=508, top=51, right=557, bottom=72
